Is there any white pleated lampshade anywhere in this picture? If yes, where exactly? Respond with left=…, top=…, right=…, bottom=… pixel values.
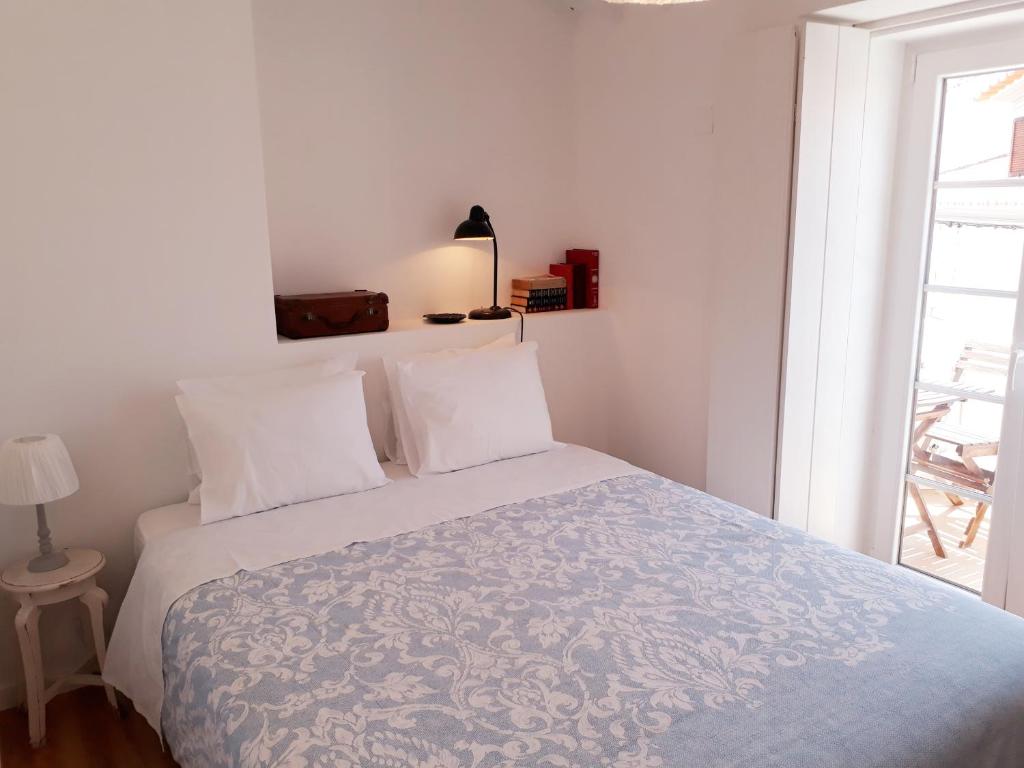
left=0, top=435, right=80, bottom=506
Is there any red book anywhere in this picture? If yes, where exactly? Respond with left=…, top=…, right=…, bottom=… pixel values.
left=548, top=264, right=579, bottom=309
left=566, top=249, right=599, bottom=309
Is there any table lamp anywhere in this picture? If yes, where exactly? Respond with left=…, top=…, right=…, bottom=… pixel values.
left=454, top=205, right=512, bottom=320
left=0, top=435, right=79, bottom=572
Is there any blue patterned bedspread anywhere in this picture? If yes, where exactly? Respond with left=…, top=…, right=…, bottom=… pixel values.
left=162, top=473, right=1024, bottom=767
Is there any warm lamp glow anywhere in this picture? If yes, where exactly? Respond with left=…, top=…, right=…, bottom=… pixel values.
left=453, top=205, right=511, bottom=321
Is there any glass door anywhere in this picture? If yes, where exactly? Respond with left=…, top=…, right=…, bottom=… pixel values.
left=897, top=66, right=1024, bottom=594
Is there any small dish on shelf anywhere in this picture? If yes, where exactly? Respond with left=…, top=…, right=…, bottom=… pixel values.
left=423, top=313, right=467, bottom=325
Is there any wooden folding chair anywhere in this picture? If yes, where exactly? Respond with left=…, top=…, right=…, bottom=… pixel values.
left=908, top=343, right=1007, bottom=558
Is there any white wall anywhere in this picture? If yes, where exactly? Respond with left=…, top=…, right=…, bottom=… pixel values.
left=706, top=23, right=800, bottom=516
left=251, top=0, right=818, bottom=499
left=0, top=0, right=615, bottom=710
left=253, top=0, right=578, bottom=323
left=704, top=0, right=895, bottom=519
left=569, top=1, right=727, bottom=488
left=0, top=0, right=275, bottom=707
left=740, top=0, right=845, bottom=29
left=565, top=1, right=846, bottom=513
left=0, top=0, right=848, bottom=711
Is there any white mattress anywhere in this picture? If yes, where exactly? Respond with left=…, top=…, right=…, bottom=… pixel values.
left=107, top=445, right=641, bottom=734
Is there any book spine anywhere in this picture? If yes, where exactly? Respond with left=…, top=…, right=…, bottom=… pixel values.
left=510, top=287, right=569, bottom=313
left=566, top=250, right=599, bottom=309
left=548, top=264, right=575, bottom=310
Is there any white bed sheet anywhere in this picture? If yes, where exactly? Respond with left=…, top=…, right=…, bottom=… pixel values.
left=134, top=503, right=200, bottom=559
left=104, top=444, right=640, bottom=735
left=131, top=462, right=427, bottom=559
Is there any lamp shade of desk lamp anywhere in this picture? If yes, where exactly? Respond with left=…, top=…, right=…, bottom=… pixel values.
left=0, top=435, right=78, bottom=572
left=454, top=205, right=512, bottom=321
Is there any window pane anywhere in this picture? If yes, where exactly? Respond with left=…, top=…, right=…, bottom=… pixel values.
left=928, top=206, right=1024, bottom=292
left=904, top=387, right=1001, bottom=596
left=937, top=68, right=1024, bottom=183
left=934, top=186, right=1024, bottom=229
left=917, top=292, right=1015, bottom=385
left=901, top=480, right=990, bottom=593
left=899, top=65, right=1020, bottom=596
left=910, top=390, right=1002, bottom=490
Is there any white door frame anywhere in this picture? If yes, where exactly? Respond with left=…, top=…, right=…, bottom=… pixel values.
left=873, top=36, right=1024, bottom=609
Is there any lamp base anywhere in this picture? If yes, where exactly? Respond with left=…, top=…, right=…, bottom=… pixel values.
left=28, top=550, right=70, bottom=573
left=469, top=306, right=512, bottom=321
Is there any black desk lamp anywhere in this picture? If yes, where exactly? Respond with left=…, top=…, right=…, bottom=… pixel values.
left=454, top=205, right=512, bottom=320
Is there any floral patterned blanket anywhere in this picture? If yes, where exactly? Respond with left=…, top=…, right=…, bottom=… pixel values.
left=162, top=473, right=1024, bottom=767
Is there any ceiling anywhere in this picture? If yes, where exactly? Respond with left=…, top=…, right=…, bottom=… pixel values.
left=815, top=0, right=1021, bottom=24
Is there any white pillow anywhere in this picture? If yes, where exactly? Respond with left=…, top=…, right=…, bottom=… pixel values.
left=177, top=354, right=359, bottom=399
left=178, top=355, right=358, bottom=503
left=383, top=334, right=516, bottom=467
left=397, top=341, right=554, bottom=476
left=177, top=371, right=387, bottom=525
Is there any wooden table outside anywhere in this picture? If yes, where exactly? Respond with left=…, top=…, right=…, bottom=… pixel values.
left=909, top=386, right=999, bottom=559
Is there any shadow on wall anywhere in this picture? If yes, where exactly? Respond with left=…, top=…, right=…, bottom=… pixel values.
left=253, top=0, right=578, bottom=322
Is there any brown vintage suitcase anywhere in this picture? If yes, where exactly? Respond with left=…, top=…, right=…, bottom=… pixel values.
left=274, top=291, right=390, bottom=339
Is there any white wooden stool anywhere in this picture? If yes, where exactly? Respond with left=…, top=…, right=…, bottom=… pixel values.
left=1, top=548, right=118, bottom=748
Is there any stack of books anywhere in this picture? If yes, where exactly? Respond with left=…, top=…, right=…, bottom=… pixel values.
left=511, top=275, right=568, bottom=313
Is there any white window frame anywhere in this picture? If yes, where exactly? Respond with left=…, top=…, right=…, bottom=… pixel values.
left=872, top=35, right=1024, bottom=608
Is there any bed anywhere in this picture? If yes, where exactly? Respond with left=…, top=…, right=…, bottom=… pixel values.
left=105, top=444, right=1024, bottom=768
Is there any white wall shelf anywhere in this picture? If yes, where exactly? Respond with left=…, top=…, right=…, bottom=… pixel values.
left=276, top=309, right=606, bottom=345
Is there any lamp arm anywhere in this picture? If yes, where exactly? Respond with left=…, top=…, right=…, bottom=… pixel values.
left=488, top=220, right=499, bottom=309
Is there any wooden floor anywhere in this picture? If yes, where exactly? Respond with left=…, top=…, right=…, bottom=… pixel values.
left=901, top=488, right=989, bottom=593
left=0, top=687, right=179, bottom=768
